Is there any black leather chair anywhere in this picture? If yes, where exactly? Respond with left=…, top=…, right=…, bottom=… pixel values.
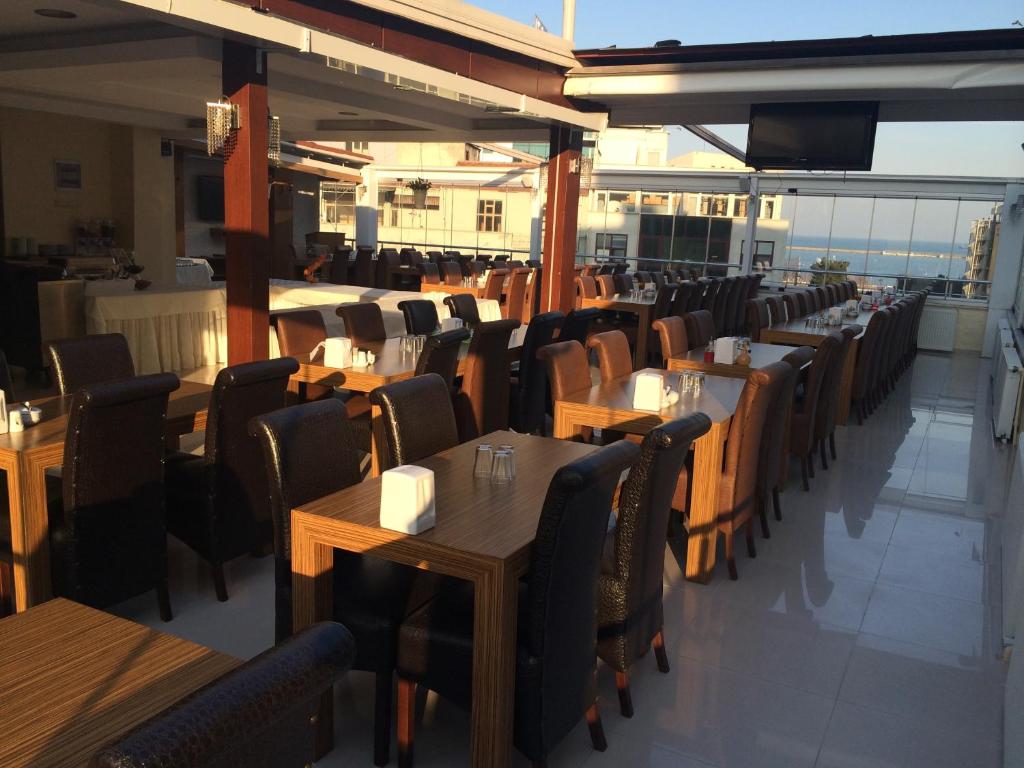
left=0, top=348, right=13, bottom=402
left=443, top=293, right=481, bottom=329
left=560, top=307, right=602, bottom=346
left=598, top=414, right=710, bottom=716
left=327, top=247, right=352, bottom=284
left=251, top=399, right=443, bottom=766
left=397, top=300, right=440, bottom=336
left=353, top=245, right=375, bottom=287
left=369, top=373, right=461, bottom=469
left=165, top=358, right=298, bottom=602
left=48, top=373, right=180, bottom=620
left=415, top=329, right=469, bottom=393
left=396, top=439, right=641, bottom=767
left=91, top=622, right=356, bottom=768
left=47, top=333, right=135, bottom=396
left=510, top=311, right=564, bottom=435
left=336, top=302, right=387, bottom=347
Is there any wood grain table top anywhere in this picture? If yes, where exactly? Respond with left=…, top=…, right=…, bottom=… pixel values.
left=0, top=379, right=212, bottom=455
left=422, top=283, right=484, bottom=297
left=580, top=294, right=657, bottom=312
left=668, top=342, right=803, bottom=377
left=766, top=310, right=873, bottom=339
left=0, top=599, right=239, bottom=767
left=292, top=430, right=596, bottom=569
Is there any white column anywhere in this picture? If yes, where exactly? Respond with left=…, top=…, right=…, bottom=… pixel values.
left=356, top=168, right=378, bottom=249
left=529, top=169, right=543, bottom=261
left=738, top=175, right=760, bottom=275
left=982, top=183, right=1024, bottom=357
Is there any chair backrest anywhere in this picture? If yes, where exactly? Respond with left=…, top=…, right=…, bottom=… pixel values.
left=596, top=274, right=616, bottom=297
left=651, top=272, right=666, bottom=289
left=612, top=273, right=634, bottom=294
left=370, top=373, right=461, bottom=468
left=406, top=250, right=425, bottom=267
left=714, top=277, right=737, bottom=335
left=508, top=260, right=525, bottom=269
left=816, top=325, right=859, bottom=442
left=575, top=275, right=598, bottom=300
left=634, top=271, right=651, bottom=287
left=353, top=245, right=374, bottom=287
left=470, top=260, right=486, bottom=277
left=520, top=440, right=640, bottom=753
left=0, top=347, right=14, bottom=402
left=815, top=285, right=829, bottom=309
left=397, top=299, right=440, bottom=336
left=765, top=295, right=787, bottom=325
left=782, top=292, right=800, bottom=319
left=454, top=319, right=519, bottom=440
left=336, top=302, right=386, bottom=347
left=538, top=340, right=593, bottom=403
left=586, top=330, right=633, bottom=382
left=273, top=309, right=330, bottom=401
left=48, top=333, right=135, bottom=396
left=493, top=254, right=509, bottom=264
left=794, top=290, right=811, bottom=315
left=526, top=259, right=542, bottom=269
left=91, top=622, right=356, bottom=768
left=503, top=267, right=531, bottom=322
left=57, top=373, right=179, bottom=607
left=440, top=261, right=463, bottom=286
left=419, top=262, right=441, bottom=285
left=682, top=310, right=715, bottom=350
left=559, top=308, right=600, bottom=347
left=652, top=284, right=674, bottom=321
left=327, top=247, right=351, bottom=284
left=852, top=310, right=886, bottom=398
left=426, top=251, right=444, bottom=264
left=790, top=333, right=838, bottom=456
left=746, top=298, right=770, bottom=343
left=250, top=399, right=364, bottom=641
left=651, top=316, right=688, bottom=366
left=760, top=346, right=813, bottom=496
left=699, top=278, right=720, bottom=313
left=443, top=293, right=482, bottom=328
left=482, top=268, right=508, bottom=301
left=415, top=328, right=470, bottom=391
left=510, top=311, right=564, bottom=434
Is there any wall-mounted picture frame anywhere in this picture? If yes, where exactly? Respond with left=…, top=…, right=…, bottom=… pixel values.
left=54, top=160, right=82, bottom=191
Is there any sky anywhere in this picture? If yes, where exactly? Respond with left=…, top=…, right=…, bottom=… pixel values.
left=470, top=0, right=1024, bottom=177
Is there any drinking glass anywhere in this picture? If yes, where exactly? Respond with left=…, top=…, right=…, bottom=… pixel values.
left=415, top=335, right=426, bottom=355
left=497, top=444, right=516, bottom=479
left=693, top=373, right=704, bottom=397
left=491, top=449, right=514, bottom=484
left=474, top=444, right=493, bottom=478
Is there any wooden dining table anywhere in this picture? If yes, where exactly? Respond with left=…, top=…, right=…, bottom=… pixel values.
left=0, top=379, right=212, bottom=612
left=290, top=429, right=596, bottom=768
left=290, top=332, right=523, bottom=476
left=760, top=310, right=871, bottom=425
left=423, top=282, right=486, bottom=298
left=0, top=598, right=238, bottom=767
left=552, top=369, right=745, bottom=583
left=668, top=342, right=802, bottom=379
left=579, top=293, right=657, bottom=370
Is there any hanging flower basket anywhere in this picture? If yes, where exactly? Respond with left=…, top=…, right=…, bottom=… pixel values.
left=406, top=177, right=432, bottom=209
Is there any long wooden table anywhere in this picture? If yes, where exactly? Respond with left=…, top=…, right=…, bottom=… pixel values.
left=291, top=430, right=595, bottom=768
left=290, top=333, right=523, bottom=476
left=668, top=342, right=801, bottom=379
left=0, top=380, right=212, bottom=612
left=423, top=282, right=485, bottom=298
left=0, top=598, right=238, bottom=767
left=760, top=311, right=871, bottom=425
left=579, top=294, right=657, bottom=370
left=552, top=369, right=745, bottom=583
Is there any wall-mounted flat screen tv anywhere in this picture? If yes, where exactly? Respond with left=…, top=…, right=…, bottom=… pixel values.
left=196, top=175, right=224, bottom=222
left=745, top=102, right=879, bottom=171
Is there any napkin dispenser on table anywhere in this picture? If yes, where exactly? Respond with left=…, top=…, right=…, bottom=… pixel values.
left=632, top=372, right=665, bottom=412
left=310, top=337, right=352, bottom=368
left=380, top=465, right=436, bottom=534
left=827, top=306, right=843, bottom=326
left=714, top=337, right=735, bottom=365
left=845, top=299, right=860, bottom=317
left=440, top=317, right=463, bottom=332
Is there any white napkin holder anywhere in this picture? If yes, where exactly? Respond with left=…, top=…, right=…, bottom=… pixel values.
left=845, top=299, right=860, bottom=317
left=380, top=465, right=436, bottom=534
left=0, top=391, right=6, bottom=435
left=828, top=306, right=843, bottom=326
left=714, top=337, right=736, bottom=365
left=311, top=337, right=352, bottom=369
left=633, top=372, right=665, bottom=411
left=440, top=317, right=463, bottom=332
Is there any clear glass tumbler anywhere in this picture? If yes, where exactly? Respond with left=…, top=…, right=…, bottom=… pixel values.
left=491, top=449, right=513, bottom=484
left=497, top=444, right=516, bottom=479
left=474, top=444, right=493, bottom=478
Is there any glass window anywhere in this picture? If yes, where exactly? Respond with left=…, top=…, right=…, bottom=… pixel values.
left=477, top=199, right=503, bottom=232
left=320, top=183, right=355, bottom=226
left=595, top=233, right=627, bottom=258
left=733, top=196, right=748, bottom=218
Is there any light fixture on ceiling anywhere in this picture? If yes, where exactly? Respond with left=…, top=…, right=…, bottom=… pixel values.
left=34, top=8, right=77, bottom=18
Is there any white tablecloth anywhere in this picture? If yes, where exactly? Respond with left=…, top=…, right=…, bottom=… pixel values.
left=176, top=258, right=215, bottom=286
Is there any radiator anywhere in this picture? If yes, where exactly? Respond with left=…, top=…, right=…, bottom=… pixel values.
left=918, top=307, right=958, bottom=352
left=992, top=344, right=1023, bottom=441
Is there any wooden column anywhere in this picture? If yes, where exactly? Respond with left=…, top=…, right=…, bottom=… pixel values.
left=540, top=124, right=583, bottom=313
left=223, top=40, right=270, bottom=364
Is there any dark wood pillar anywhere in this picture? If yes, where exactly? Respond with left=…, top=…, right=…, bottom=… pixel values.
left=540, top=124, right=583, bottom=313
left=223, top=40, right=270, bottom=364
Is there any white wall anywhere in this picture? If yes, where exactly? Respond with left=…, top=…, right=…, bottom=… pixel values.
left=985, top=184, right=1024, bottom=356
left=1004, top=434, right=1024, bottom=767
left=129, top=128, right=176, bottom=284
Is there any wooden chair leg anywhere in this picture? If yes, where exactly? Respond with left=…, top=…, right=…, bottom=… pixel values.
left=800, top=457, right=810, bottom=491
left=212, top=563, right=228, bottom=602
left=615, top=671, right=634, bottom=718
left=829, top=432, right=838, bottom=460
left=819, top=439, right=829, bottom=470
left=398, top=678, right=416, bottom=768
left=758, top=497, right=771, bottom=539
left=745, top=520, right=757, bottom=559
left=808, top=451, right=816, bottom=479
left=772, top=487, right=782, bottom=522
left=586, top=703, right=608, bottom=752
left=374, top=671, right=393, bottom=767
left=653, top=630, right=670, bottom=673
left=157, top=579, right=173, bottom=623
left=725, top=533, right=738, bottom=580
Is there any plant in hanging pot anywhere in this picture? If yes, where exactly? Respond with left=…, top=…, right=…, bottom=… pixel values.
left=406, top=177, right=432, bottom=209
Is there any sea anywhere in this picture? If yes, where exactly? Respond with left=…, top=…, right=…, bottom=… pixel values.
left=781, top=236, right=970, bottom=279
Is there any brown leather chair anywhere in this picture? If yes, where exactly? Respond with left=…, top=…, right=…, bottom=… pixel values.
left=746, top=298, right=770, bottom=343
left=370, top=373, right=461, bottom=469
left=766, top=294, right=787, bottom=326
left=453, top=319, right=518, bottom=441
left=587, top=330, right=633, bottom=382
left=440, top=261, right=463, bottom=286
left=682, top=310, right=715, bottom=350
left=597, top=414, right=711, bottom=717
left=47, top=373, right=180, bottom=619
left=336, top=302, right=386, bottom=347
left=397, top=300, right=440, bottom=336
left=510, top=311, right=564, bottom=435
left=596, top=274, right=616, bottom=297
left=782, top=292, right=801, bottom=320
left=815, top=325, right=860, bottom=468
left=538, top=340, right=593, bottom=443
left=250, top=399, right=440, bottom=766
left=92, top=622, right=356, bottom=768
left=443, top=293, right=481, bottom=329
left=274, top=309, right=332, bottom=402
left=575, top=275, right=598, bottom=305
left=651, top=316, right=688, bottom=368
left=415, top=329, right=470, bottom=393
left=419, top=262, right=441, bottom=285
left=166, top=358, right=298, bottom=601
left=47, top=333, right=135, bottom=395
left=482, top=268, right=508, bottom=301
left=789, top=333, right=839, bottom=490
left=503, top=267, right=531, bottom=322
left=851, top=310, right=887, bottom=423
left=396, top=440, right=641, bottom=767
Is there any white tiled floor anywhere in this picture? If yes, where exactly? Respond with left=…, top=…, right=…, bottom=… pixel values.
left=112, top=350, right=1011, bottom=767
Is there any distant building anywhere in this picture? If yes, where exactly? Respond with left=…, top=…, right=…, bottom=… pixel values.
left=964, top=203, right=1002, bottom=298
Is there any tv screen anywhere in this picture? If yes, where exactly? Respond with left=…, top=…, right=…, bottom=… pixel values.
left=746, top=102, right=879, bottom=171
left=196, top=175, right=224, bottom=222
